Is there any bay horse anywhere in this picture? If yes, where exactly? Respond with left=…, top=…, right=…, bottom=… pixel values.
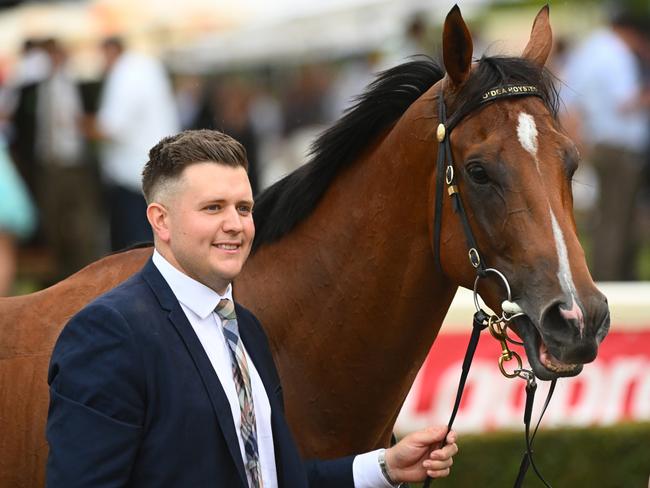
left=0, top=5, right=610, bottom=486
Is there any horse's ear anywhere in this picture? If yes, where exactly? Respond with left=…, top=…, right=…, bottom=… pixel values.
left=522, top=4, right=553, bottom=67
left=443, top=4, right=473, bottom=87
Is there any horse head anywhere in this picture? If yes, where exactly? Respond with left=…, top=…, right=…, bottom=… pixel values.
left=434, top=5, right=610, bottom=380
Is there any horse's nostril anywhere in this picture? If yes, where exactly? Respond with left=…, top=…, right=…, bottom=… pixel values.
left=558, top=300, right=585, bottom=326
left=541, top=300, right=600, bottom=364
left=540, top=301, right=583, bottom=344
left=542, top=300, right=585, bottom=332
left=543, top=302, right=573, bottom=330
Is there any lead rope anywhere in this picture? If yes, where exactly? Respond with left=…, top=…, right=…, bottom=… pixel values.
left=421, top=311, right=486, bottom=488
left=514, top=377, right=557, bottom=488
left=421, top=313, right=557, bottom=488
left=444, top=310, right=489, bottom=433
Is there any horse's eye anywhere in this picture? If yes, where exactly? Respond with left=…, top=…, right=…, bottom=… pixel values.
left=466, top=162, right=490, bottom=184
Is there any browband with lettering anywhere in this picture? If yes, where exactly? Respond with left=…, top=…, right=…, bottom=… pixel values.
left=480, top=84, right=541, bottom=104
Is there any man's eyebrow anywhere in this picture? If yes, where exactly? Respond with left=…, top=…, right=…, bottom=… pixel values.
left=197, top=198, right=254, bottom=206
left=198, top=198, right=225, bottom=205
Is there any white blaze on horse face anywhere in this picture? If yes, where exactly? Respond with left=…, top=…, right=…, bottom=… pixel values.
left=516, top=110, right=585, bottom=333
left=517, top=112, right=540, bottom=173
left=550, top=207, right=585, bottom=335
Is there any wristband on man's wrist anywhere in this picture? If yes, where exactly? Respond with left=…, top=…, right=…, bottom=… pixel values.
left=377, top=449, right=399, bottom=487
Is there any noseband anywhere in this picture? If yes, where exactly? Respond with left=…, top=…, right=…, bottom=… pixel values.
left=425, top=83, right=558, bottom=488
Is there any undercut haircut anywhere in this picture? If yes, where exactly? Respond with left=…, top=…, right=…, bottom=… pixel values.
left=142, top=129, right=248, bottom=204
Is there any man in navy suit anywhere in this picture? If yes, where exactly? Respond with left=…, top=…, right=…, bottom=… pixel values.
left=46, top=130, right=458, bottom=487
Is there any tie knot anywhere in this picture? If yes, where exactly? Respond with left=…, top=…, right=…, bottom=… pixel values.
left=215, top=298, right=237, bottom=321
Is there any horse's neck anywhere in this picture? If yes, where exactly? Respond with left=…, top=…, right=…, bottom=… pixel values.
left=237, top=117, right=458, bottom=456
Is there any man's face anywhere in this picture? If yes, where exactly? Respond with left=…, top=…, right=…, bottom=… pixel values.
left=101, top=44, right=121, bottom=69
left=160, top=162, right=255, bottom=294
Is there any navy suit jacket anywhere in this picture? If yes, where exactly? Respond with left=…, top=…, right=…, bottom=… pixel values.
left=46, top=259, right=355, bottom=487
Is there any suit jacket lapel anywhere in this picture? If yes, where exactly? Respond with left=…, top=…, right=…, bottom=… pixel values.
left=142, top=259, right=249, bottom=488
left=237, top=309, right=309, bottom=488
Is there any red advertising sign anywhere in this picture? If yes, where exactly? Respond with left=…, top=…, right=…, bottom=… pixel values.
left=396, top=330, right=650, bottom=434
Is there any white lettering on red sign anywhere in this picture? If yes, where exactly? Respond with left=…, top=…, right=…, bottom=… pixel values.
left=396, top=330, right=650, bottom=434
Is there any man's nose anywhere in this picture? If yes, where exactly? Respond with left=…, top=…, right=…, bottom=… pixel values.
left=222, top=207, right=243, bottom=232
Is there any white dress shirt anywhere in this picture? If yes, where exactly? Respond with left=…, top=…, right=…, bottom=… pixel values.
left=152, top=250, right=393, bottom=487
left=561, top=28, right=648, bottom=152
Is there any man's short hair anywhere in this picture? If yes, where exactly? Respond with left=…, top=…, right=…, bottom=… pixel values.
left=610, top=8, right=650, bottom=35
left=101, top=36, right=125, bottom=52
left=142, top=129, right=249, bottom=204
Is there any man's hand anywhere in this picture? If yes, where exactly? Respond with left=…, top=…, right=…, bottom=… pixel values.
left=384, top=427, right=458, bottom=483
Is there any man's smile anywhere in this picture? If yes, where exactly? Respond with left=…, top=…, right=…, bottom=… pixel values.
left=214, top=242, right=243, bottom=252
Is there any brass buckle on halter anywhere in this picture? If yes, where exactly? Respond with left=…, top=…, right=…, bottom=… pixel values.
left=472, top=269, right=529, bottom=377
left=488, top=315, right=523, bottom=378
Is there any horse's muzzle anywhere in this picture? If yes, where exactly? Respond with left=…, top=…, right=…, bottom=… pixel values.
left=512, top=293, right=610, bottom=380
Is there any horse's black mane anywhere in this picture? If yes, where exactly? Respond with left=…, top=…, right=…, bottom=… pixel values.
left=252, top=55, right=559, bottom=252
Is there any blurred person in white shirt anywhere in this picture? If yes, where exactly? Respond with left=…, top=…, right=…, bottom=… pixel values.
left=86, top=37, right=180, bottom=251
left=561, top=11, right=650, bottom=281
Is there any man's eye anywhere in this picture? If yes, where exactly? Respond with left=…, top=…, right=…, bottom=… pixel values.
left=205, top=204, right=221, bottom=211
left=237, top=206, right=252, bottom=214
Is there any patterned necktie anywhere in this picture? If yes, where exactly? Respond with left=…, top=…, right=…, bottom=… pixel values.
left=215, top=298, right=263, bottom=488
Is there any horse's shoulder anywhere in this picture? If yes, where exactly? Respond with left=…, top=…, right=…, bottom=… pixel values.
left=75, top=269, right=152, bottom=318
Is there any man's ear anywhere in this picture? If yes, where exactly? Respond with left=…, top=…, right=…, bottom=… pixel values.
left=147, top=203, right=170, bottom=242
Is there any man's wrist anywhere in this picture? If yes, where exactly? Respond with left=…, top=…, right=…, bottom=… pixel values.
left=377, top=448, right=399, bottom=487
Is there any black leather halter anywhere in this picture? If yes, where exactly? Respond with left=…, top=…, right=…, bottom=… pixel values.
left=432, top=83, right=544, bottom=276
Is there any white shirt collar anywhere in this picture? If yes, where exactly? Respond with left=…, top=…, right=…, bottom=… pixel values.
left=152, top=249, right=233, bottom=319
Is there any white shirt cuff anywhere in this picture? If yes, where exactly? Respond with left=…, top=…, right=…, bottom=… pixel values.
left=352, top=449, right=396, bottom=488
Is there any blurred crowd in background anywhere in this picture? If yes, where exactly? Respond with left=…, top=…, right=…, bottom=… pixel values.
left=0, top=1, right=649, bottom=296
